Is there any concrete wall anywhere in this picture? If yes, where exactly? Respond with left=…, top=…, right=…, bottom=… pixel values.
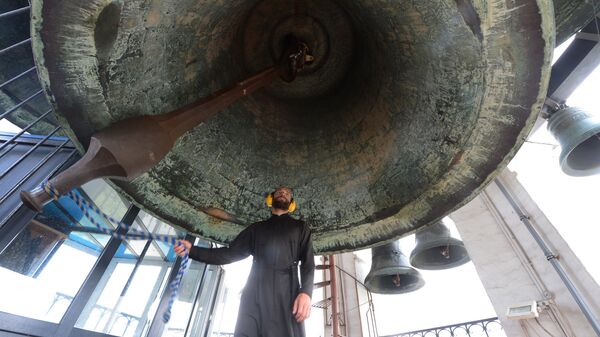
left=451, top=170, right=600, bottom=337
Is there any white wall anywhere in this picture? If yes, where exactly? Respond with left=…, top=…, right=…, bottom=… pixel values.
left=451, top=170, right=600, bottom=337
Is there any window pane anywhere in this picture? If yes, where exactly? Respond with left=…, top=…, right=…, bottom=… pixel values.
left=74, top=256, right=173, bottom=337
left=0, top=179, right=128, bottom=322
left=147, top=238, right=219, bottom=337
left=81, top=179, right=129, bottom=222
left=74, top=210, right=185, bottom=337
left=0, top=214, right=108, bottom=322
left=183, top=264, right=222, bottom=337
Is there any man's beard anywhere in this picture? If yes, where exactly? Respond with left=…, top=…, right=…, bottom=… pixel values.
left=272, top=198, right=290, bottom=211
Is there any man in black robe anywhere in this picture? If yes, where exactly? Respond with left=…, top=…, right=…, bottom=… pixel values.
left=175, top=187, right=315, bottom=337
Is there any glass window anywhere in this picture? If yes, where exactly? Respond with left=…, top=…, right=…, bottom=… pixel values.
left=80, top=179, right=129, bottom=223
left=175, top=264, right=222, bottom=337
left=74, top=210, right=220, bottom=337
left=206, top=257, right=253, bottom=336
left=0, top=177, right=130, bottom=323
left=74, top=211, right=181, bottom=336
left=0, top=202, right=111, bottom=322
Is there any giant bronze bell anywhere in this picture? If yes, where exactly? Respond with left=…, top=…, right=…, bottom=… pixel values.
left=410, top=220, right=470, bottom=270
left=22, top=0, right=554, bottom=253
left=364, top=241, right=425, bottom=294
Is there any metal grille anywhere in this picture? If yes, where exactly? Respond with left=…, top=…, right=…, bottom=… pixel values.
left=0, top=1, right=76, bottom=227
left=382, top=317, right=504, bottom=337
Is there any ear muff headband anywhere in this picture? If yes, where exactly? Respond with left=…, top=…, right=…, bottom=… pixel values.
left=265, top=193, right=296, bottom=212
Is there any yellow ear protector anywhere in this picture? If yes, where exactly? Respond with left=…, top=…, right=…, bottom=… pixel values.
left=265, top=192, right=296, bottom=212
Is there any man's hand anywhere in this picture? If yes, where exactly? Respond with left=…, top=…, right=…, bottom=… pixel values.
left=292, top=292, right=311, bottom=322
left=174, top=240, right=192, bottom=257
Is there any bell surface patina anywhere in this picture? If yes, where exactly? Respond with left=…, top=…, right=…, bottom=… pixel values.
left=30, top=0, right=554, bottom=253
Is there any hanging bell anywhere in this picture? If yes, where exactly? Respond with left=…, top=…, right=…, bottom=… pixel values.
left=21, top=0, right=554, bottom=254
left=409, top=220, right=470, bottom=270
left=547, top=106, right=600, bottom=177
left=364, top=241, right=425, bottom=294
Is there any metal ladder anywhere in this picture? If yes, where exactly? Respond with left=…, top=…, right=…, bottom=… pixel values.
left=312, top=255, right=344, bottom=337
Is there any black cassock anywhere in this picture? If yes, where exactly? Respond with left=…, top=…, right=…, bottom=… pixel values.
left=189, top=213, right=315, bottom=337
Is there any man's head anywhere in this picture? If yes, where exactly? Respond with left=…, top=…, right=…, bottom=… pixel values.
left=271, top=187, right=294, bottom=212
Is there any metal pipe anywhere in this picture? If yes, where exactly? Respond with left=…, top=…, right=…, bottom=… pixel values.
left=0, top=126, right=62, bottom=179
left=494, top=180, right=600, bottom=336
left=0, top=141, right=19, bottom=160
left=480, top=190, right=575, bottom=337
left=0, top=146, right=76, bottom=229
left=0, top=139, right=75, bottom=230
left=0, top=138, right=74, bottom=204
left=0, top=108, right=53, bottom=153
left=0, top=6, right=30, bottom=19
left=0, top=89, right=44, bottom=120
left=0, top=67, right=36, bottom=90
left=329, top=255, right=340, bottom=337
left=0, top=38, right=31, bottom=56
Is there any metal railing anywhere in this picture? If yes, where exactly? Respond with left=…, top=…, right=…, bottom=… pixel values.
left=334, top=264, right=379, bottom=337
left=382, top=317, right=504, bottom=337
left=0, top=3, right=74, bottom=228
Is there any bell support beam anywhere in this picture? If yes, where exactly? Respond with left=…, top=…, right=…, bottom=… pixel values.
left=20, top=39, right=313, bottom=212
left=529, top=12, right=600, bottom=137
left=547, top=12, right=600, bottom=104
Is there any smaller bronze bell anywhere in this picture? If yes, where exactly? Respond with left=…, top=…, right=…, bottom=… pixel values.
left=364, top=241, right=425, bottom=294
left=547, top=106, right=600, bottom=177
left=410, top=220, right=470, bottom=270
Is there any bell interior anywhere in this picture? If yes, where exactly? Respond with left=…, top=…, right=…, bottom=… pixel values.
left=566, top=135, right=600, bottom=171
left=410, top=244, right=469, bottom=270
left=101, top=0, right=483, bottom=229
left=32, top=0, right=552, bottom=253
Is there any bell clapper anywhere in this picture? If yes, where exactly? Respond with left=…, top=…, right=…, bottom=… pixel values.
left=440, top=244, right=451, bottom=259
left=20, top=38, right=314, bottom=212
left=392, top=273, right=401, bottom=287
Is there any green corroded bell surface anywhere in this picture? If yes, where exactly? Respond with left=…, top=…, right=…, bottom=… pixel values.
left=554, top=0, right=600, bottom=45
left=31, top=0, right=553, bottom=253
left=364, top=241, right=425, bottom=294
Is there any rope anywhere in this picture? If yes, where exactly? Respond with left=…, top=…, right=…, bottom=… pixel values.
left=42, top=181, right=190, bottom=323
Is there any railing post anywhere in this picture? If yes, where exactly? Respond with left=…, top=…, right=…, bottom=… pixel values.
left=329, top=255, right=340, bottom=337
